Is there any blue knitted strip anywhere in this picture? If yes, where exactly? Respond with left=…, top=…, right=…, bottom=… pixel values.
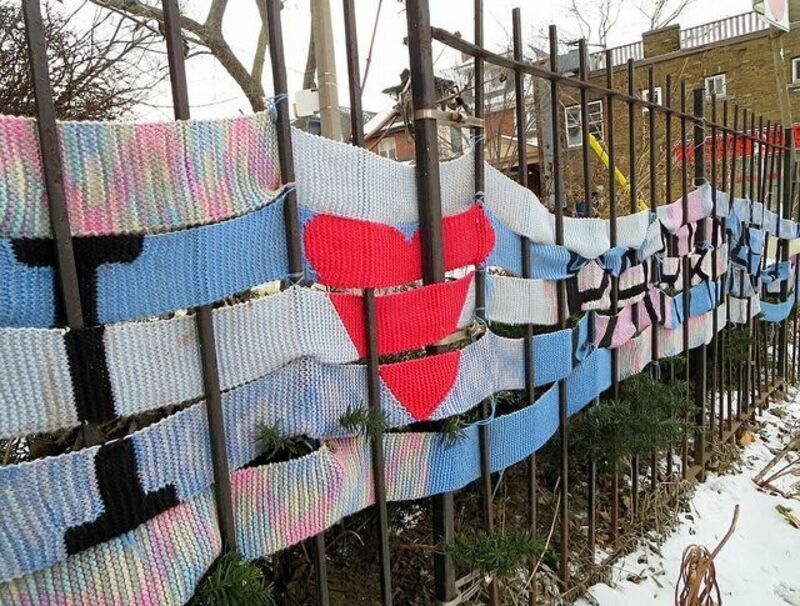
left=670, top=280, right=720, bottom=327
left=566, top=347, right=612, bottom=416
left=97, top=195, right=289, bottom=324
left=486, top=211, right=522, bottom=274
left=761, top=292, right=796, bottom=323
left=0, top=195, right=289, bottom=327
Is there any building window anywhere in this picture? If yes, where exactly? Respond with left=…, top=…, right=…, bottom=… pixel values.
left=792, top=57, right=800, bottom=83
left=565, top=100, right=604, bottom=148
left=641, top=87, right=662, bottom=112
left=378, top=137, right=397, bottom=160
left=704, top=73, right=727, bottom=99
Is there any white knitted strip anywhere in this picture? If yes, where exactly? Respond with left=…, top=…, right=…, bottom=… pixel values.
left=728, top=295, right=761, bottom=324
left=0, top=326, right=75, bottom=436
left=0, top=279, right=482, bottom=437
left=485, top=274, right=561, bottom=325
left=0, top=286, right=357, bottom=437
left=294, top=127, right=706, bottom=260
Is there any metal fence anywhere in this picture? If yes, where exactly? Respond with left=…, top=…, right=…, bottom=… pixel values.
left=4, top=0, right=797, bottom=604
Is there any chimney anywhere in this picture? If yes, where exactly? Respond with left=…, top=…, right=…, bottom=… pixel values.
left=642, top=24, right=681, bottom=58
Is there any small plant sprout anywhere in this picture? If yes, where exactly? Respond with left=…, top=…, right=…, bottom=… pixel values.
left=339, top=405, right=386, bottom=439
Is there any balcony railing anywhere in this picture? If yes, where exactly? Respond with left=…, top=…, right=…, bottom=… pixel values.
left=589, top=12, right=770, bottom=70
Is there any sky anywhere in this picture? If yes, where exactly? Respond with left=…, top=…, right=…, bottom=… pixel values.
left=71, top=0, right=756, bottom=121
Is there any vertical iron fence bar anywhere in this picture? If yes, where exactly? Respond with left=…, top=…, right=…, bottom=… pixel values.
left=748, top=112, right=757, bottom=416
left=473, top=4, right=500, bottom=605
left=648, top=66, right=659, bottom=490
left=161, top=0, right=237, bottom=552
left=767, top=125, right=779, bottom=400
left=265, top=1, right=329, bottom=601
left=664, top=75, right=675, bottom=478
left=710, top=95, right=718, bottom=440
left=759, top=120, right=773, bottom=407
left=550, top=24, right=570, bottom=589
left=714, top=99, right=733, bottom=443
left=605, top=50, right=621, bottom=546
left=779, top=126, right=794, bottom=388
left=626, top=58, right=639, bottom=515
left=342, top=2, right=393, bottom=602
left=579, top=38, right=598, bottom=561
left=514, top=12, right=538, bottom=606
left=405, top=2, right=456, bottom=602
left=680, top=81, right=690, bottom=480
left=732, top=106, right=743, bottom=423
left=691, top=88, right=707, bottom=481
left=21, top=0, right=85, bottom=328
left=757, top=117, right=765, bottom=205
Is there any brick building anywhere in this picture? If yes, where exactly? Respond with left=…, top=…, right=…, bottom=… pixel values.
left=560, top=9, right=800, bottom=216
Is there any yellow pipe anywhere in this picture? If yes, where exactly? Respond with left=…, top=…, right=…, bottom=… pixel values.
left=587, top=132, right=649, bottom=212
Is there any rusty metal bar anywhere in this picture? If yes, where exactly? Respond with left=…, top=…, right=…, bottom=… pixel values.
left=626, top=58, right=640, bottom=515
left=680, top=81, right=690, bottom=480
left=664, top=75, right=675, bottom=480
left=265, top=1, right=329, bottom=601
left=513, top=11, right=537, bottom=606
left=21, top=0, right=84, bottom=328
left=647, top=66, right=659, bottom=491
left=160, top=0, right=237, bottom=553
left=604, top=51, right=621, bottom=546
left=691, top=87, right=707, bottom=481
left=779, top=126, right=795, bottom=384
left=549, top=25, right=570, bottom=589
left=405, top=1, right=456, bottom=602
left=578, top=38, right=598, bottom=562
left=710, top=95, right=718, bottom=440
left=342, top=2, right=392, bottom=602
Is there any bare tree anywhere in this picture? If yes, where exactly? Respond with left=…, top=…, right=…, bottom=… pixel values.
left=0, top=0, right=162, bottom=119
left=567, top=0, right=623, bottom=49
left=635, top=0, right=698, bottom=31
left=88, top=0, right=270, bottom=111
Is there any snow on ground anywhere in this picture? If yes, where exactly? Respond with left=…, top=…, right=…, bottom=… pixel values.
left=579, top=390, right=800, bottom=606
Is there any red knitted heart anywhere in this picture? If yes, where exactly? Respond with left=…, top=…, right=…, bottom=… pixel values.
left=328, top=272, right=473, bottom=357
left=304, top=204, right=494, bottom=288
left=379, top=350, right=461, bottom=421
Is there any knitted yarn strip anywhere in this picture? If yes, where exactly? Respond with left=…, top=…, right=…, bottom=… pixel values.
left=0, top=275, right=476, bottom=438
left=0, top=306, right=725, bottom=589
left=0, top=194, right=290, bottom=328
left=0, top=112, right=282, bottom=238
left=0, top=322, right=584, bottom=581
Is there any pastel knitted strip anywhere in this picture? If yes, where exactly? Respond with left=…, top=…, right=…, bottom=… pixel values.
left=656, top=182, right=713, bottom=232
left=728, top=295, right=761, bottom=324
left=0, top=276, right=476, bottom=438
left=0, top=492, right=220, bottom=606
left=0, top=112, right=281, bottom=238
left=0, top=194, right=289, bottom=328
left=660, top=244, right=727, bottom=290
left=618, top=325, right=654, bottom=380
left=656, top=305, right=725, bottom=357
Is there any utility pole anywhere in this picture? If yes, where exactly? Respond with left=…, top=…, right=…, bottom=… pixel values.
left=312, top=0, right=343, bottom=140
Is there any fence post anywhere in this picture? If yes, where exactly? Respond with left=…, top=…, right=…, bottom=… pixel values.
left=160, top=0, right=237, bottom=553
left=475, top=3, right=500, bottom=605
left=548, top=24, right=570, bottom=589
left=342, top=1, right=393, bottom=602
left=405, top=1, right=456, bottom=602
left=691, top=87, right=708, bottom=481
left=21, top=0, right=84, bottom=328
left=265, top=1, right=330, bottom=602
left=779, top=126, right=795, bottom=385
left=513, top=12, right=539, bottom=605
